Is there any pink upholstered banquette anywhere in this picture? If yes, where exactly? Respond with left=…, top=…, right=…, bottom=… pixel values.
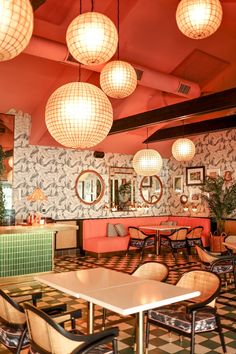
left=82, top=216, right=210, bottom=255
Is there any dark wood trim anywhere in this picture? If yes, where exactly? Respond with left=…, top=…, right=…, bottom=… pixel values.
left=109, top=87, right=236, bottom=135
left=30, top=0, right=46, bottom=11
left=144, top=115, right=236, bottom=143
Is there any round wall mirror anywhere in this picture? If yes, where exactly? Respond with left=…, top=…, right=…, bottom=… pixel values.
left=140, top=176, right=163, bottom=205
left=75, top=170, right=104, bottom=205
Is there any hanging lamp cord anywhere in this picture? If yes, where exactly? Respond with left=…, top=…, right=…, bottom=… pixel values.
left=117, top=0, right=120, bottom=59
left=146, top=127, right=149, bottom=149
left=91, top=0, right=94, bottom=12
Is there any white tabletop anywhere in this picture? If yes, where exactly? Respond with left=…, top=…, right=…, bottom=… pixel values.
left=79, top=279, right=200, bottom=316
left=139, top=225, right=191, bottom=231
left=35, top=268, right=143, bottom=297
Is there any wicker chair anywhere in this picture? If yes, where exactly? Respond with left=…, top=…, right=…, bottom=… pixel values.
left=224, top=235, right=236, bottom=254
left=0, top=289, right=81, bottom=354
left=160, top=227, right=188, bottom=257
left=126, top=227, right=156, bottom=260
left=186, top=226, right=204, bottom=254
left=24, top=302, right=119, bottom=354
left=195, top=244, right=236, bottom=288
left=145, top=270, right=226, bottom=354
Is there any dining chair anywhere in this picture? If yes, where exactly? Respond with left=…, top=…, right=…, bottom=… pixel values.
left=0, top=289, right=81, bottom=354
left=24, top=302, right=119, bottom=354
left=195, top=244, right=236, bottom=289
left=126, top=227, right=156, bottom=260
left=186, top=226, right=204, bottom=254
left=145, top=270, right=226, bottom=354
left=160, top=227, right=188, bottom=257
left=224, top=235, right=236, bottom=254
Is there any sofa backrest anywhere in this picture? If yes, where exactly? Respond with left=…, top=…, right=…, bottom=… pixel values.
left=82, top=216, right=210, bottom=239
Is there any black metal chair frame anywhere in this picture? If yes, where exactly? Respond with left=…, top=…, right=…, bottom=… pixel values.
left=126, top=226, right=157, bottom=260
left=24, top=303, right=119, bottom=354
left=196, top=244, right=236, bottom=288
left=145, top=270, right=226, bottom=354
left=160, top=227, right=188, bottom=257
left=186, top=226, right=204, bottom=254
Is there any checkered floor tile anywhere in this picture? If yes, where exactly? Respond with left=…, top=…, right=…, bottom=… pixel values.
left=0, top=251, right=236, bottom=353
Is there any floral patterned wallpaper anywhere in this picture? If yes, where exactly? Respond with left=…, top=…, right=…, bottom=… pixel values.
left=167, top=128, right=236, bottom=218
left=12, top=111, right=169, bottom=220
left=10, top=110, right=236, bottom=221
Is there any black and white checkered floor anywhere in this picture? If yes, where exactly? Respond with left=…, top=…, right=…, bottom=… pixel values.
left=1, top=251, right=236, bottom=353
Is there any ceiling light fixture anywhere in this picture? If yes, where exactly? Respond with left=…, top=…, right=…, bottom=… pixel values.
left=66, top=0, right=118, bottom=65
left=45, top=81, right=113, bottom=149
left=172, top=120, right=196, bottom=161
left=132, top=129, right=163, bottom=176
left=100, top=0, right=137, bottom=99
left=0, top=0, right=33, bottom=61
left=176, top=0, right=223, bottom=39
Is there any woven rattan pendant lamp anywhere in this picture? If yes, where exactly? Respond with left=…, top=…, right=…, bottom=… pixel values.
left=66, top=0, right=118, bottom=65
left=172, top=121, right=196, bottom=161
left=0, top=0, right=33, bottom=61
left=176, top=0, right=223, bottom=39
left=132, top=129, right=163, bottom=176
left=100, top=0, right=137, bottom=99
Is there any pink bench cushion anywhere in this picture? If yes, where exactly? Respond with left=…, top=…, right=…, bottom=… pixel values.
left=82, top=216, right=211, bottom=253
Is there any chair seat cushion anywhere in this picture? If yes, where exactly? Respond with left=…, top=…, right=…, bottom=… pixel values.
left=0, top=321, right=29, bottom=349
left=203, top=262, right=234, bottom=274
left=29, top=343, right=113, bottom=354
left=130, top=237, right=154, bottom=248
left=148, top=302, right=217, bottom=333
left=187, top=238, right=202, bottom=247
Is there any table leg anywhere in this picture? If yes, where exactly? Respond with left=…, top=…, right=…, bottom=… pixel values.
left=88, top=302, right=94, bottom=334
left=156, top=231, right=160, bottom=255
left=137, top=311, right=144, bottom=354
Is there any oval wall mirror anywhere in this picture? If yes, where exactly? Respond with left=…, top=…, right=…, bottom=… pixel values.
left=75, top=170, right=104, bottom=205
left=140, top=175, right=163, bottom=204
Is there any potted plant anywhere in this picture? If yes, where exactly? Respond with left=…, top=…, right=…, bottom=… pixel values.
left=0, top=145, right=6, bottom=225
left=200, top=175, right=236, bottom=252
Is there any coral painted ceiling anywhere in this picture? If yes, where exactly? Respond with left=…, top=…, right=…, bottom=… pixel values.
left=0, top=0, right=236, bottom=157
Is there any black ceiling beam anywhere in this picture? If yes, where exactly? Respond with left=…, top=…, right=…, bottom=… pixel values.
left=143, top=115, right=236, bottom=143
left=30, top=0, right=46, bottom=11
left=109, top=87, right=236, bottom=135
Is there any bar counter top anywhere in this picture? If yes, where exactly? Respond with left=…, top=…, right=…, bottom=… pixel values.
left=0, top=223, right=78, bottom=235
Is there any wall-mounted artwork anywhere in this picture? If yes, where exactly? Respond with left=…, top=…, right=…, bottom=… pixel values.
left=173, top=175, right=183, bottom=193
left=186, top=166, right=205, bottom=186
left=110, top=167, right=137, bottom=211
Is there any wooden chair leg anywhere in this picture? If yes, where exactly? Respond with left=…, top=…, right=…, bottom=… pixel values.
left=190, top=311, right=196, bottom=354
left=215, top=314, right=227, bottom=353
left=102, top=308, right=106, bottom=330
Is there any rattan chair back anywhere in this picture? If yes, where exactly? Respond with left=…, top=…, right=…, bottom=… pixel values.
left=195, top=245, right=218, bottom=263
left=169, top=228, right=188, bottom=241
left=128, top=227, right=146, bottom=240
left=132, top=261, right=169, bottom=282
left=0, top=289, right=25, bottom=325
left=187, top=226, right=203, bottom=239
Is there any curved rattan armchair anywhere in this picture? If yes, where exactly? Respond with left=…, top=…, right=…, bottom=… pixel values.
left=195, top=244, right=236, bottom=288
left=24, top=302, right=119, bottom=354
left=186, top=226, right=203, bottom=254
left=126, top=227, right=156, bottom=260
left=131, top=261, right=169, bottom=282
left=160, top=227, right=188, bottom=257
left=0, top=289, right=81, bottom=354
left=145, top=270, right=226, bottom=354
left=224, top=235, right=236, bottom=254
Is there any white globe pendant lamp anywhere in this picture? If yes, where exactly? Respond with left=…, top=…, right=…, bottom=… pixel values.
left=176, top=0, right=223, bottom=39
left=172, top=138, right=196, bottom=161
left=100, top=60, right=137, bottom=99
left=132, top=149, right=163, bottom=177
left=66, top=12, right=118, bottom=65
left=0, top=0, right=33, bottom=61
left=45, top=82, right=113, bottom=149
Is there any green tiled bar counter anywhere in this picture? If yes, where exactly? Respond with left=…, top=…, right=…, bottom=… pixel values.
left=0, top=224, right=78, bottom=277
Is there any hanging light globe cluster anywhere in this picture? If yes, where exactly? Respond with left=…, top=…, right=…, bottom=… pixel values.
left=176, top=0, right=223, bottom=39
left=0, top=0, right=33, bottom=61
left=45, top=82, right=113, bottom=149
left=100, top=60, right=137, bottom=99
left=172, top=138, right=196, bottom=161
left=132, top=149, right=163, bottom=176
left=66, top=12, right=118, bottom=65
